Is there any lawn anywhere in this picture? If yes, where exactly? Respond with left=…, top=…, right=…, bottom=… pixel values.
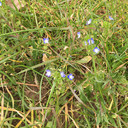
left=0, top=0, right=128, bottom=127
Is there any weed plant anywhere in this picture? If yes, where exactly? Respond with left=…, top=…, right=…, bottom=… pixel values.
left=0, top=0, right=128, bottom=127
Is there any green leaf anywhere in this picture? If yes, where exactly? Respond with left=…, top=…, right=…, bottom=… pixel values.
left=76, top=56, right=92, bottom=64
left=46, top=121, right=53, bottom=128
left=96, top=113, right=101, bottom=125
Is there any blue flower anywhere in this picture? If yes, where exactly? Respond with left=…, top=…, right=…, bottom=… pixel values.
left=46, top=70, right=51, bottom=77
left=85, top=41, right=87, bottom=46
left=86, top=19, right=92, bottom=25
left=109, top=16, right=114, bottom=20
left=43, top=38, right=49, bottom=44
left=87, top=38, right=94, bottom=45
left=93, top=47, right=100, bottom=54
left=68, top=74, right=74, bottom=80
left=77, top=32, right=81, bottom=38
left=88, top=39, right=91, bottom=45
left=0, top=2, right=2, bottom=6
left=60, top=71, right=66, bottom=78
left=91, top=38, right=94, bottom=44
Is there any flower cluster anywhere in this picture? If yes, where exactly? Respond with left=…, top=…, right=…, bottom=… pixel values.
left=44, top=16, right=114, bottom=79
left=45, top=70, right=74, bottom=80
left=77, top=34, right=99, bottom=54
left=86, top=38, right=100, bottom=54
left=76, top=17, right=115, bottom=54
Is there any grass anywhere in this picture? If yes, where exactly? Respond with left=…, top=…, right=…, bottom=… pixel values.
left=0, top=0, right=128, bottom=127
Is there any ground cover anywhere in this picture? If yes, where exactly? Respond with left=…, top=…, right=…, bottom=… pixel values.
left=0, top=0, right=128, bottom=127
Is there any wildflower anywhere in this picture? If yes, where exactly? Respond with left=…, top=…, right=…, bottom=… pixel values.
left=93, top=47, right=100, bottom=54
left=88, top=38, right=94, bottom=45
left=88, top=39, right=91, bottom=45
left=68, top=74, right=74, bottom=80
left=91, top=38, right=94, bottom=44
left=46, top=70, right=51, bottom=77
left=0, top=2, right=2, bottom=6
left=43, top=38, right=49, bottom=44
left=109, top=16, right=114, bottom=20
left=60, top=71, right=66, bottom=78
left=86, top=19, right=92, bottom=25
left=85, top=41, right=87, bottom=46
left=77, top=32, right=81, bottom=38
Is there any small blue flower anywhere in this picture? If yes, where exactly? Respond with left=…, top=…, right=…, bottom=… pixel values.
left=43, top=38, right=49, bottom=44
left=46, top=69, right=51, bottom=77
left=93, top=47, right=100, bottom=54
left=68, top=74, right=74, bottom=80
left=77, top=32, right=81, bottom=38
left=0, top=2, right=2, bottom=6
left=60, top=71, right=66, bottom=78
left=109, top=16, right=114, bottom=20
left=87, top=38, right=94, bottom=45
left=91, top=38, right=94, bottom=44
left=85, top=41, right=87, bottom=46
left=86, top=19, right=92, bottom=25
left=88, top=39, right=91, bottom=45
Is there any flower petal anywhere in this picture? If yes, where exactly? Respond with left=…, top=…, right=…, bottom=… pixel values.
left=91, top=38, right=94, bottom=44
left=85, top=41, right=87, bottom=46
left=86, top=19, right=92, bottom=25
left=60, top=71, right=66, bottom=78
left=88, top=39, right=91, bottom=45
left=46, top=70, right=51, bottom=77
left=68, top=74, right=74, bottom=80
left=77, top=32, right=81, bottom=38
left=43, top=38, right=49, bottom=44
left=109, top=16, right=114, bottom=20
left=93, top=47, right=100, bottom=54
